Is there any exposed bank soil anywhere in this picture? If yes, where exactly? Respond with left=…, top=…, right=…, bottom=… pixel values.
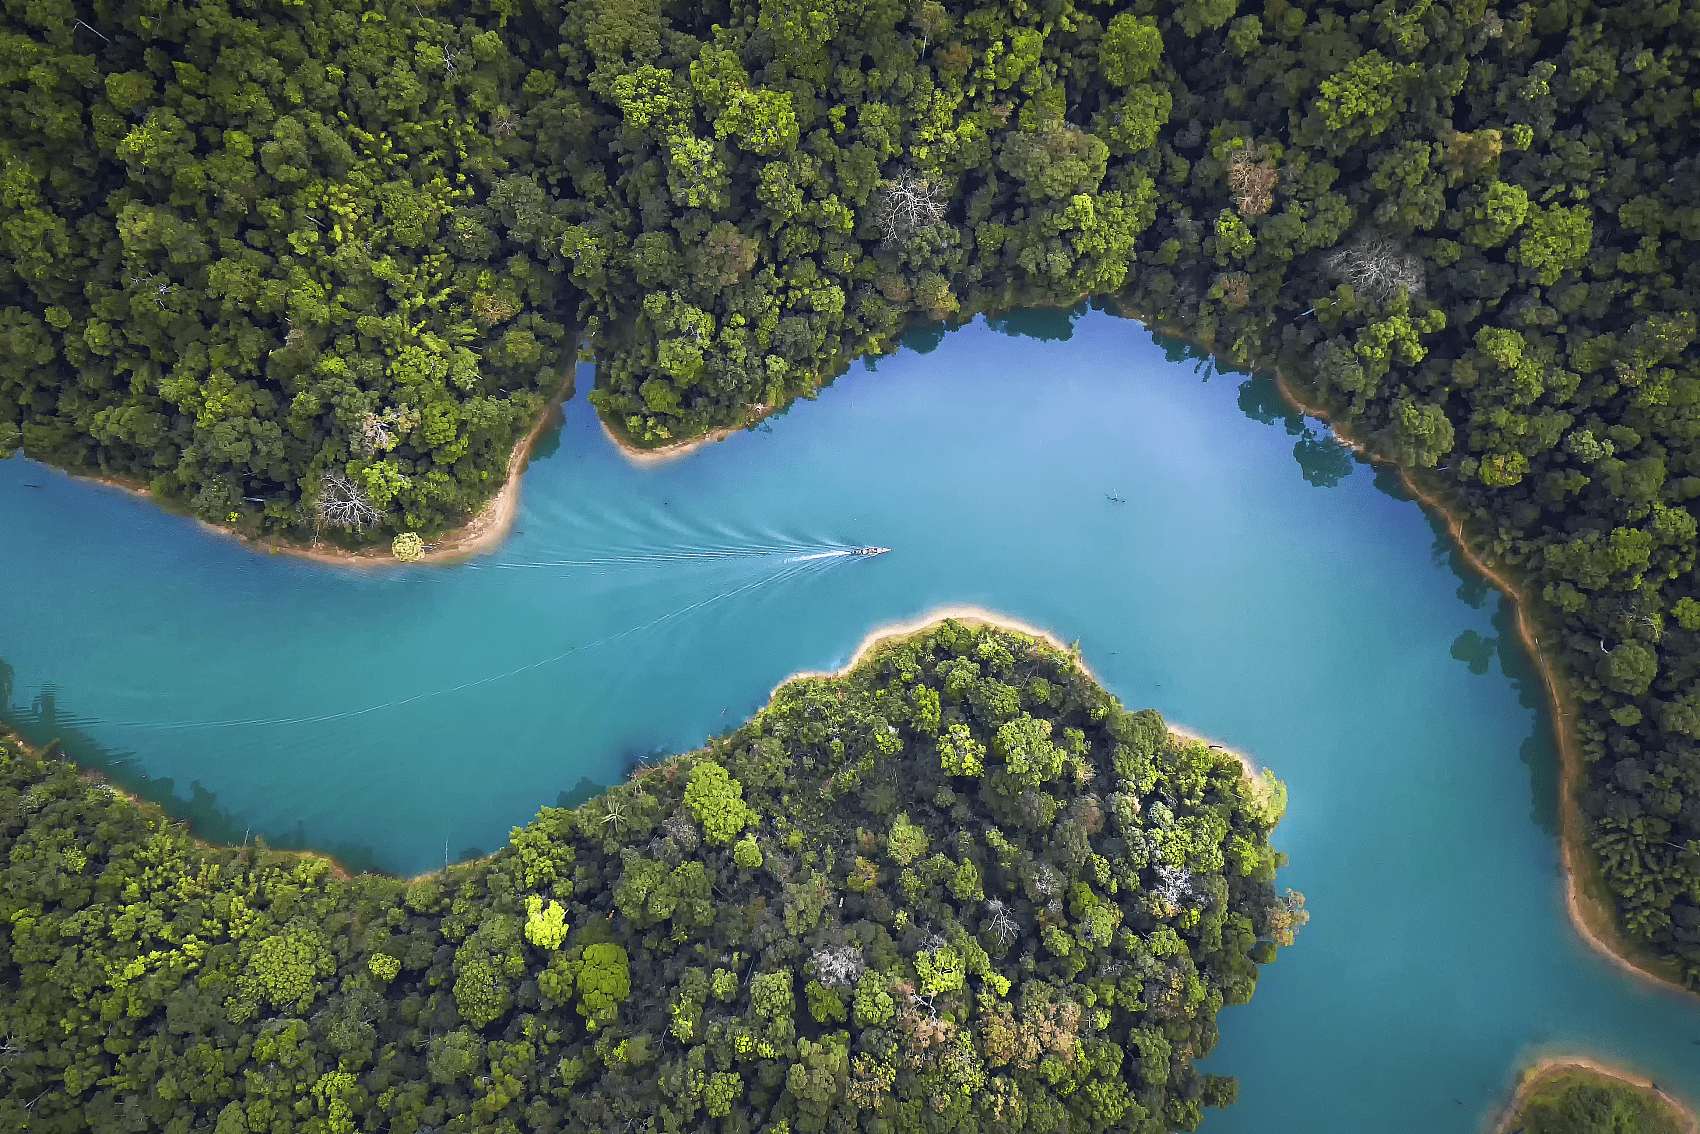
left=1271, top=369, right=1692, bottom=999
left=1491, top=1057, right=1697, bottom=1134
left=62, top=374, right=574, bottom=568
left=597, top=411, right=771, bottom=465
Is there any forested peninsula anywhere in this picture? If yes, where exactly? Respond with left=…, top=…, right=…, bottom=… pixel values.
left=1496, top=1059, right=1696, bottom=1134
left=0, top=0, right=1697, bottom=1001
left=0, top=620, right=1302, bottom=1134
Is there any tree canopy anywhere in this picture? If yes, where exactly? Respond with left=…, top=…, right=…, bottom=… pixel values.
left=0, top=621, right=1300, bottom=1132
left=3, top=0, right=1700, bottom=990
left=1508, top=1063, right=1688, bottom=1134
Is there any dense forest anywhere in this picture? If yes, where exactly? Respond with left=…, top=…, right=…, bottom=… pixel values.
left=0, top=621, right=1302, bottom=1133
left=0, top=0, right=1696, bottom=1000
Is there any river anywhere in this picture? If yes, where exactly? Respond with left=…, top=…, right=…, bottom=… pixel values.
left=1, top=306, right=1695, bottom=1130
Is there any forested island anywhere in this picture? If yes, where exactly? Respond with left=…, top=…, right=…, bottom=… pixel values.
left=0, top=620, right=1302, bottom=1133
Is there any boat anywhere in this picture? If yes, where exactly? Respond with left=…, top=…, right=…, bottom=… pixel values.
left=850, top=546, right=890, bottom=557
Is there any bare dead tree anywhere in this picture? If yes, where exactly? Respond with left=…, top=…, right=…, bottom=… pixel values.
left=873, top=169, right=947, bottom=245
left=1325, top=232, right=1426, bottom=303
left=472, top=292, right=518, bottom=327
left=489, top=106, right=518, bottom=139
left=356, top=406, right=418, bottom=456
left=1214, top=271, right=1253, bottom=311
left=811, top=945, right=868, bottom=989
left=1153, top=864, right=1194, bottom=908
left=984, top=898, right=1020, bottom=945
left=315, top=471, right=381, bottom=530
left=1267, top=888, right=1310, bottom=946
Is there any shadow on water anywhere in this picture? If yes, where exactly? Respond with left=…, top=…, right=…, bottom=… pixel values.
left=1416, top=526, right=1562, bottom=839
left=1451, top=630, right=1498, bottom=675
left=1151, top=329, right=1211, bottom=366
left=1495, top=599, right=1565, bottom=839
left=1237, top=375, right=1357, bottom=488
left=1372, top=464, right=1413, bottom=503
left=528, top=400, right=570, bottom=462
left=0, top=659, right=561, bottom=873
left=557, top=776, right=603, bottom=811
left=987, top=303, right=1088, bottom=342
left=899, top=321, right=951, bottom=355
left=1423, top=517, right=1496, bottom=611
left=1235, top=365, right=1567, bottom=844
left=903, top=298, right=1094, bottom=357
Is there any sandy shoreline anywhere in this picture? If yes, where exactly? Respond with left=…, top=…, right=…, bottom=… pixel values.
left=1165, top=723, right=1263, bottom=781
left=1270, top=369, right=1692, bottom=999
left=597, top=412, right=763, bottom=465
left=21, top=304, right=1685, bottom=995
left=54, top=374, right=574, bottom=568
left=1491, top=1056, right=1697, bottom=1134
left=767, top=606, right=1263, bottom=782
left=768, top=604, right=1100, bottom=698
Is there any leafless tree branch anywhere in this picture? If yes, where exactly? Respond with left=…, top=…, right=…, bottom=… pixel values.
left=315, top=471, right=380, bottom=530
left=1325, top=232, right=1426, bottom=303
left=873, top=169, right=947, bottom=245
left=811, top=945, right=868, bottom=989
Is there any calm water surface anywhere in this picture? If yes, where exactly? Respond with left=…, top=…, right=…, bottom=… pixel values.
left=3, top=309, right=1696, bottom=1130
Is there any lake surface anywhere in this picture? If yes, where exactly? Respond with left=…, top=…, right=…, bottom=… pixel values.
left=3, top=307, right=1696, bottom=1130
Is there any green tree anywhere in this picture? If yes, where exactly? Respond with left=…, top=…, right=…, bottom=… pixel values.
left=1513, top=205, right=1594, bottom=285
left=734, top=835, right=764, bottom=869
left=887, top=812, right=930, bottom=865
left=938, top=723, right=986, bottom=777
left=1314, top=51, right=1409, bottom=137
left=1099, top=15, right=1163, bottom=86
left=524, top=896, right=570, bottom=949
left=750, top=971, right=794, bottom=1018
left=577, top=943, right=632, bottom=1029
left=1462, top=182, right=1529, bottom=247
left=684, top=760, right=754, bottom=845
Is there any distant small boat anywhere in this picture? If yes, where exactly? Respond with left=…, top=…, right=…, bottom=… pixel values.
left=850, top=546, right=890, bottom=557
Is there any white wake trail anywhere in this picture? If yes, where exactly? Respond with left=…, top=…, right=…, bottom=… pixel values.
left=103, top=554, right=842, bottom=733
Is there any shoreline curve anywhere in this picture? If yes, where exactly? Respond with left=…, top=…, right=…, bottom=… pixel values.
left=1271, top=368, right=1693, bottom=1001
left=596, top=403, right=779, bottom=465
left=5, top=734, right=360, bottom=884
left=767, top=605, right=1264, bottom=779
left=1491, top=1056, right=1698, bottom=1134
left=53, top=373, right=574, bottom=569
left=20, top=305, right=1682, bottom=993
left=16, top=610, right=1250, bottom=883
left=768, top=604, right=1101, bottom=696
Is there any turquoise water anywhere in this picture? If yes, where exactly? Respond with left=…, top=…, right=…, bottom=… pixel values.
left=3, top=308, right=1697, bottom=1129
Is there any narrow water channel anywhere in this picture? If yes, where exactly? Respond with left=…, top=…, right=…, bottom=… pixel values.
left=2, top=307, right=1696, bottom=1130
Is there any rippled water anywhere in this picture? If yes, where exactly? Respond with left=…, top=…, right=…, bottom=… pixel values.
left=3, top=307, right=1696, bottom=1130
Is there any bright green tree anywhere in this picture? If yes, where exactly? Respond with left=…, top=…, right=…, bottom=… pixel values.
left=684, top=760, right=754, bottom=845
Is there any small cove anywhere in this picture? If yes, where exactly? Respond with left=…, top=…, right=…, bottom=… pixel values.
left=3, top=308, right=1697, bottom=1130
